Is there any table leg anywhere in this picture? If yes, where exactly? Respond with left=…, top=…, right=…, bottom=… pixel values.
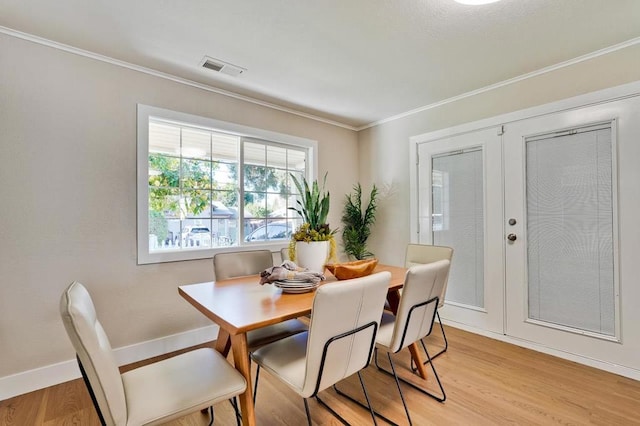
left=408, top=343, right=429, bottom=379
left=231, top=333, right=255, bottom=426
left=215, top=327, right=232, bottom=357
left=387, top=289, right=429, bottom=380
left=386, top=290, right=401, bottom=313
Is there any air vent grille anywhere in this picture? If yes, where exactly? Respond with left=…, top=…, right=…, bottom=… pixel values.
left=200, top=56, right=246, bottom=77
left=202, top=60, right=223, bottom=72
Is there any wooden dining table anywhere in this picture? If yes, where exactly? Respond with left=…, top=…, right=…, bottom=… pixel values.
left=178, top=264, right=430, bottom=426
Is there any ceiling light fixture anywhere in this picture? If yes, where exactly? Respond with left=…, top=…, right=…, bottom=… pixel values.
left=454, top=0, right=502, bottom=4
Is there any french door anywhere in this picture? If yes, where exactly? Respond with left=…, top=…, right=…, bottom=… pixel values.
left=416, top=95, right=640, bottom=373
left=416, top=127, right=504, bottom=334
left=503, top=106, right=622, bottom=360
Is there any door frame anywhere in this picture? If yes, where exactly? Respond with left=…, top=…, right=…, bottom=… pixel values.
left=503, top=115, right=622, bottom=344
left=412, top=127, right=505, bottom=334
left=408, top=80, right=640, bottom=380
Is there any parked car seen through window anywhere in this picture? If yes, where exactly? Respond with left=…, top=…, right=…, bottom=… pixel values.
left=245, top=222, right=291, bottom=242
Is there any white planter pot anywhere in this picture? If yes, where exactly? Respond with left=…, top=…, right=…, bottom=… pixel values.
left=295, top=241, right=329, bottom=273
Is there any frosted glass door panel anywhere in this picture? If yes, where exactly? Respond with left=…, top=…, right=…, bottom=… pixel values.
left=526, top=126, right=614, bottom=335
left=432, top=149, right=484, bottom=308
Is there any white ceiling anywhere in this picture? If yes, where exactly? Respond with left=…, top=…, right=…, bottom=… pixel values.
left=1, top=0, right=639, bottom=128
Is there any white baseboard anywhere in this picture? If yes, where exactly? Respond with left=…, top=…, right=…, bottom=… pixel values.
left=0, top=324, right=219, bottom=401
left=441, top=319, right=640, bottom=381
left=4, top=319, right=638, bottom=402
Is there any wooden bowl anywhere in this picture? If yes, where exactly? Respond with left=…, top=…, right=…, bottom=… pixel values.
left=325, top=259, right=379, bottom=280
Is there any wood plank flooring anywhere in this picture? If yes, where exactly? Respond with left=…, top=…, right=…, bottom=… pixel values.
left=2, top=326, right=639, bottom=425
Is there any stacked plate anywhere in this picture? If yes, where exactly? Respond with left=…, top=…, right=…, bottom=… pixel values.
left=273, top=279, right=320, bottom=294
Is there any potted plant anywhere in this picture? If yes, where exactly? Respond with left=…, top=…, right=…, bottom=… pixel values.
left=287, top=172, right=337, bottom=272
left=341, top=183, right=378, bottom=260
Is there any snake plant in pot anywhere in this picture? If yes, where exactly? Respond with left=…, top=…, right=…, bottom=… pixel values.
left=287, top=172, right=337, bottom=272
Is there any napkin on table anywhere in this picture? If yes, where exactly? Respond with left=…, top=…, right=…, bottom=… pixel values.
left=260, top=260, right=325, bottom=285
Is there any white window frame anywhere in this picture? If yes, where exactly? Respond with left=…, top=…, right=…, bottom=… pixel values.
left=137, top=104, right=318, bottom=264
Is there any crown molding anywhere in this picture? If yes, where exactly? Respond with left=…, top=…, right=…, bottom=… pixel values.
left=357, top=35, right=640, bottom=131
left=2, top=25, right=639, bottom=134
left=0, top=26, right=358, bottom=131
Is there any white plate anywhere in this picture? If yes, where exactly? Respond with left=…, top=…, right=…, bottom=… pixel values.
left=274, top=281, right=317, bottom=289
left=274, top=279, right=315, bottom=286
left=278, top=285, right=319, bottom=294
left=280, top=278, right=312, bottom=283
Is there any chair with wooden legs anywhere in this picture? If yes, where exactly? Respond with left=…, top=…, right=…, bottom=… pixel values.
left=251, top=272, right=391, bottom=425
left=405, top=244, right=453, bottom=360
left=60, top=281, right=246, bottom=426
left=374, top=260, right=451, bottom=425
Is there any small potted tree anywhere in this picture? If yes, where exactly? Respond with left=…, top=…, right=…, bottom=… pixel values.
left=341, top=183, right=378, bottom=260
left=288, top=173, right=337, bottom=272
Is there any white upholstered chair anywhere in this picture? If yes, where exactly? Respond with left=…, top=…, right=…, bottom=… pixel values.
left=374, top=260, right=450, bottom=424
left=213, top=250, right=308, bottom=403
left=60, top=281, right=246, bottom=426
left=251, top=271, right=391, bottom=425
left=213, top=250, right=308, bottom=350
left=405, top=244, right=453, bottom=359
left=280, top=247, right=290, bottom=262
left=213, top=250, right=274, bottom=281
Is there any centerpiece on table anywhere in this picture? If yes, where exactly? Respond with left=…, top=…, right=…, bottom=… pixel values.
left=287, top=172, right=337, bottom=273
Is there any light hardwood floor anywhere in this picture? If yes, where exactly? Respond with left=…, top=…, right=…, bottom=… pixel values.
left=2, top=326, right=639, bottom=425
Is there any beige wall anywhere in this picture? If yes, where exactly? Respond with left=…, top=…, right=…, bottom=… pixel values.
left=0, top=33, right=358, bottom=378
left=2, top=27, right=640, bottom=389
left=359, top=43, right=640, bottom=267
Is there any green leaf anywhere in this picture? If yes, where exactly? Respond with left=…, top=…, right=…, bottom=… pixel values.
left=341, top=183, right=378, bottom=259
left=289, top=172, right=335, bottom=240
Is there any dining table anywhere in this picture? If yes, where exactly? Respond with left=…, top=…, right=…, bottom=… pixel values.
left=178, top=263, right=430, bottom=426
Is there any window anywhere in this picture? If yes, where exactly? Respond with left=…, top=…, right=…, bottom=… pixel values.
left=431, top=148, right=484, bottom=309
left=137, top=105, right=317, bottom=264
left=526, top=123, right=615, bottom=336
left=431, top=170, right=445, bottom=231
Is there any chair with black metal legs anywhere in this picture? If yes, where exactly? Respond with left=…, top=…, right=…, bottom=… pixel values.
left=280, top=247, right=291, bottom=262
left=60, top=281, right=246, bottom=426
left=213, top=250, right=308, bottom=352
left=213, top=250, right=308, bottom=405
left=405, top=244, right=453, bottom=361
left=374, top=260, right=451, bottom=425
left=251, top=272, right=391, bottom=425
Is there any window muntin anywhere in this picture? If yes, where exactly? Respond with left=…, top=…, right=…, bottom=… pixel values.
left=138, top=105, right=316, bottom=264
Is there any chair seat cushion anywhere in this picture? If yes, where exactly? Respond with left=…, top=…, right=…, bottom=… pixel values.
left=375, top=312, right=397, bottom=350
left=247, top=319, right=308, bottom=350
left=250, top=332, right=308, bottom=395
left=122, top=348, right=246, bottom=425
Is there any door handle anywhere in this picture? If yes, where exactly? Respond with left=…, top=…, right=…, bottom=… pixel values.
left=507, top=233, right=517, bottom=242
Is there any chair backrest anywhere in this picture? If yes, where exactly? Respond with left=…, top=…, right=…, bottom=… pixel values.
left=213, top=250, right=274, bottom=280
left=60, top=282, right=126, bottom=426
left=301, top=271, right=391, bottom=398
left=405, top=244, right=453, bottom=308
left=387, top=260, right=451, bottom=353
left=280, top=247, right=290, bottom=262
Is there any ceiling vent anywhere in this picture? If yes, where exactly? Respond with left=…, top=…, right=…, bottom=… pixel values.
left=199, top=56, right=246, bottom=77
